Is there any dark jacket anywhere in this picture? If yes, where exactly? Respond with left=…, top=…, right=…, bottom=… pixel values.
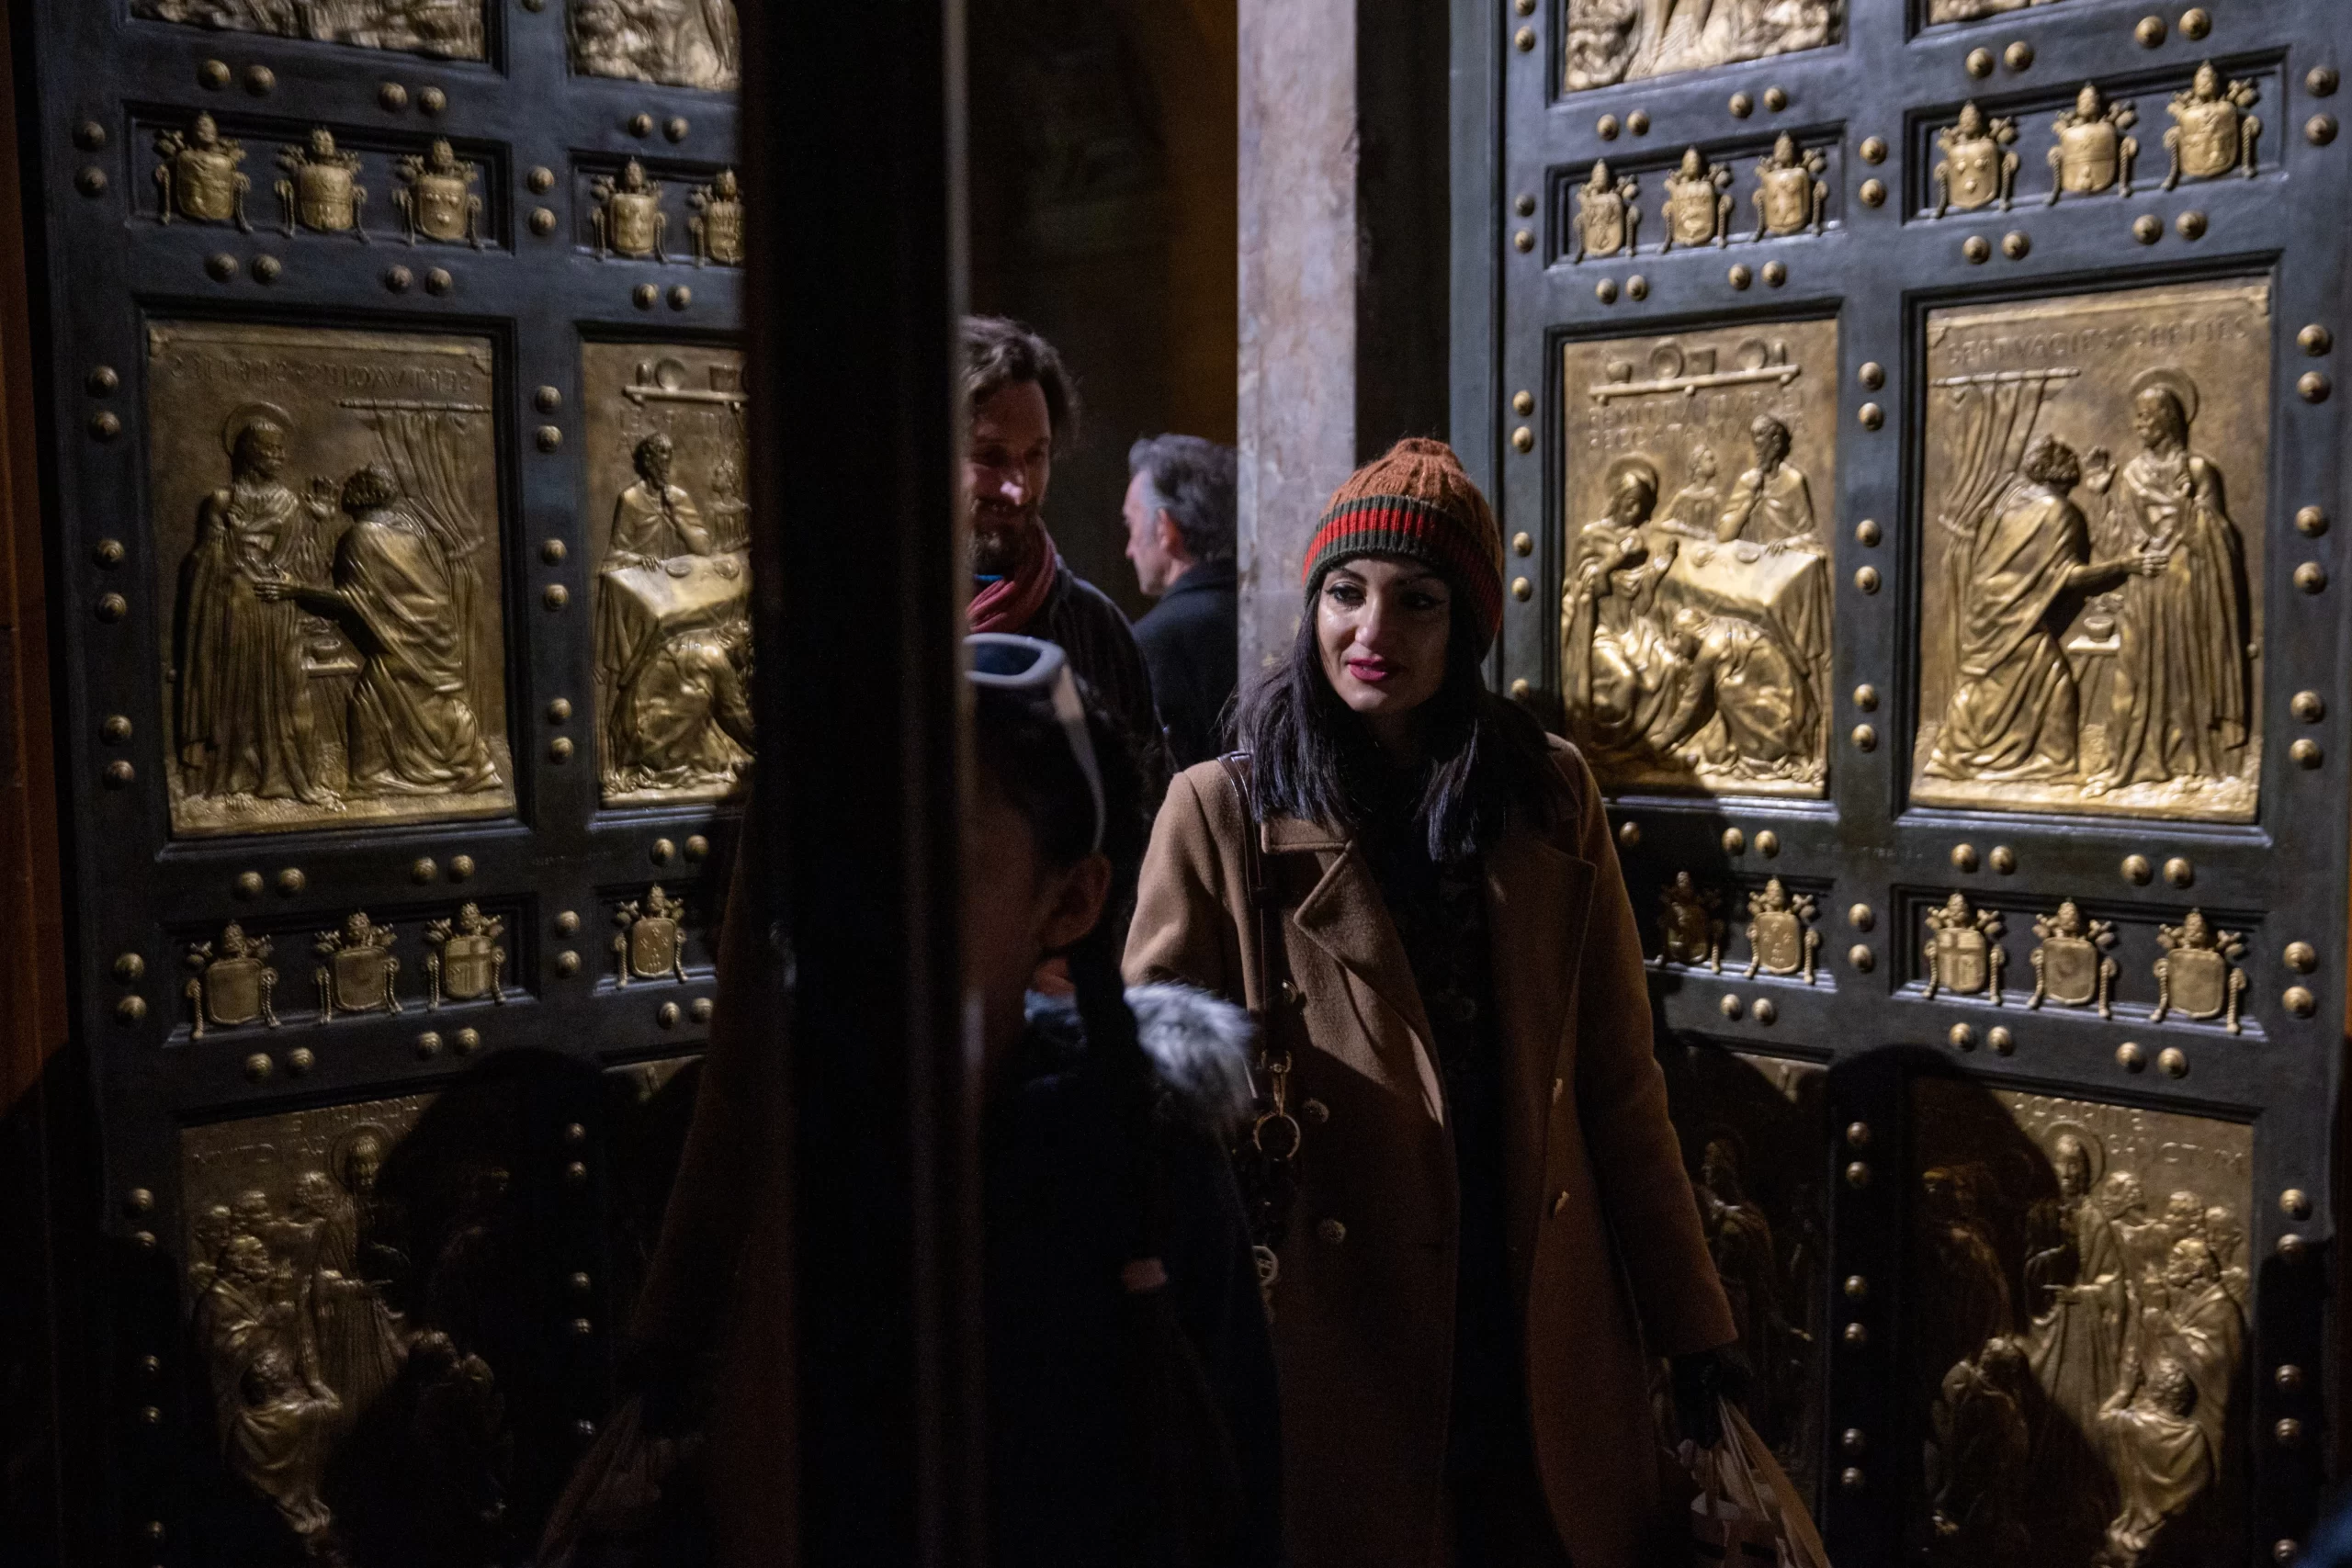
left=987, top=985, right=1283, bottom=1567
left=1023, top=562, right=1169, bottom=797
left=1133, top=559, right=1238, bottom=773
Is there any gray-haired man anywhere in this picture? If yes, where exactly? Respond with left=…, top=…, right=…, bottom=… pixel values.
left=1123, top=434, right=1238, bottom=770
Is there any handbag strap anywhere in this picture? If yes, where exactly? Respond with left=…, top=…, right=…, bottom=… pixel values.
left=1216, top=754, right=1300, bottom=1274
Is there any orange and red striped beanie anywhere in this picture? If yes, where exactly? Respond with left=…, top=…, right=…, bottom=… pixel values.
left=1301, top=438, right=1506, bottom=649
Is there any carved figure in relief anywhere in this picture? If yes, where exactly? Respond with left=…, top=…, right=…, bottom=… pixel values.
left=154, top=113, right=252, bottom=230
left=2021, top=1130, right=2127, bottom=1517
left=314, top=911, right=401, bottom=1021
left=1693, top=1138, right=1794, bottom=1386
left=1566, top=531, right=1691, bottom=756
left=135, top=0, right=486, bottom=59
left=187, top=921, right=281, bottom=1037
left=688, top=167, right=744, bottom=265
left=1570, top=159, right=1639, bottom=262
left=1661, top=444, right=1721, bottom=534
left=195, top=1231, right=343, bottom=1553
left=1925, top=1336, right=2033, bottom=1562
left=614, top=886, right=690, bottom=986
left=1563, top=0, right=1838, bottom=94
left=255, top=466, right=503, bottom=798
left=1660, top=146, right=1733, bottom=251
left=424, top=903, right=506, bottom=1007
left=1924, top=436, right=2171, bottom=784
left=292, top=1166, right=407, bottom=1426
left=1912, top=1085, right=2249, bottom=1564
left=1743, top=878, right=1819, bottom=983
left=596, top=433, right=752, bottom=789
left=1569, top=456, right=1661, bottom=581
left=1927, top=0, right=2035, bottom=19
left=1657, top=604, right=1817, bottom=776
left=393, top=139, right=483, bottom=248
left=2030, top=901, right=2120, bottom=1015
left=1934, top=103, right=2020, bottom=218
left=592, top=159, right=667, bottom=260
left=571, top=0, right=741, bottom=92
left=2050, top=83, right=2140, bottom=203
left=1750, top=133, right=1827, bottom=240
left=1716, top=414, right=1815, bottom=546
left=2081, top=374, right=2251, bottom=799
left=1925, top=893, right=2005, bottom=1000
left=275, top=129, right=368, bottom=241
left=2164, top=62, right=2261, bottom=189
left=175, top=408, right=338, bottom=810
left=2151, top=909, right=2246, bottom=1032
left=1655, top=870, right=1724, bottom=971
left=2097, top=1343, right=2215, bottom=1568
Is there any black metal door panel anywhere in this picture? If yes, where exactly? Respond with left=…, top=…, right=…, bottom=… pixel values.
left=1455, top=1, right=2352, bottom=1561
left=17, top=2, right=741, bottom=1557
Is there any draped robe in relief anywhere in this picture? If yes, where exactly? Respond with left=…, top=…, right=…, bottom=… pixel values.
left=332, top=506, right=498, bottom=795
left=2089, top=451, right=2248, bottom=791
left=176, top=478, right=329, bottom=803
left=2029, top=1195, right=2127, bottom=1438
left=1926, top=482, right=2089, bottom=780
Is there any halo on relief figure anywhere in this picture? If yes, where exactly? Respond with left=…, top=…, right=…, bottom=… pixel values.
left=2041, top=1121, right=2109, bottom=1188
left=220, top=400, right=296, bottom=457
left=1605, top=454, right=1661, bottom=502
left=2128, top=366, right=2200, bottom=424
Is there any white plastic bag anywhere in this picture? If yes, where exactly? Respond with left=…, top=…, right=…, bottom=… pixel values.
left=1688, top=1399, right=1830, bottom=1568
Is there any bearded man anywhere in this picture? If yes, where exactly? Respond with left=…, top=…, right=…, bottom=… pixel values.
left=961, top=315, right=1163, bottom=793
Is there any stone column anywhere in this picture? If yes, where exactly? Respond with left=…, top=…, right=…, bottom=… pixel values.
left=1237, top=0, right=1451, bottom=674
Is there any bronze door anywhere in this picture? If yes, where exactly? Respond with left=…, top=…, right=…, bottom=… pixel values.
left=17, top=2, right=744, bottom=1557
left=1457, top=0, right=2349, bottom=1560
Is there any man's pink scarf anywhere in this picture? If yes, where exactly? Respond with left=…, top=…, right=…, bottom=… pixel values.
left=967, top=520, right=1060, bottom=634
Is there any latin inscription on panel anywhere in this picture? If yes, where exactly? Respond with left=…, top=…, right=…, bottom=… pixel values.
left=1909, top=1080, right=2250, bottom=1567
left=132, top=0, right=486, bottom=59
left=1559, top=320, right=1838, bottom=798
left=151, top=322, right=513, bottom=838
left=1914, top=280, right=2268, bottom=822
left=582, top=343, right=752, bottom=807
left=570, top=0, right=741, bottom=91
left=1565, top=0, right=1839, bottom=94
left=1662, top=1045, right=1828, bottom=1509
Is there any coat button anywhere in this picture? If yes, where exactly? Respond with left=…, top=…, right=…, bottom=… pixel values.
left=1550, top=1190, right=1570, bottom=1217
left=1317, top=1217, right=1347, bottom=1246
left=1302, top=1098, right=1330, bottom=1123
left=1278, top=979, right=1304, bottom=1008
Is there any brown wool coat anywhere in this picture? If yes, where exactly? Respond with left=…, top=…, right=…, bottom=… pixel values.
left=1125, top=739, right=1736, bottom=1568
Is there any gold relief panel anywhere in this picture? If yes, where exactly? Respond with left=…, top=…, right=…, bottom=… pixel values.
left=582, top=343, right=752, bottom=807
left=132, top=0, right=485, bottom=60
left=1564, top=0, right=1838, bottom=94
left=1913, top=279, right=2269, bottom=822
left=179, top=1086, right=540, bottom=1559
left=1661, top=1046, right=1828, bottom=1510
left=150, top=322, right=513, bottom=838
left=1560, top=320, right=1838, bottom=799
left=571, top=0, right=741, bottom=91
left=1908, top=1080, right=2250, bottom=1566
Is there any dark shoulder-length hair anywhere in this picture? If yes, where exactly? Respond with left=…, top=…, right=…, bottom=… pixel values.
left=1236, top=581, right=1562, bottom=862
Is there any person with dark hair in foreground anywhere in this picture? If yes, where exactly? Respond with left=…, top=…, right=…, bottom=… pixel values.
left=968, top=634, right=1281, bottom=1566
left=1125, top=434, right=1240, bottom=771
left=962, top=314, right=1167, bottom=798
left=1126, top=438, right=1739, bottom=1567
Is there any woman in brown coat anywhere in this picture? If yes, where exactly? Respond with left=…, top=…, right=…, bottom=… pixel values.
left=1125, top=439, right=1739, bottom=1568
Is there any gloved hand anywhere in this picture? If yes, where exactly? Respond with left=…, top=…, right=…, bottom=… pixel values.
left=1671, top=1344, right=1753, bottom=1450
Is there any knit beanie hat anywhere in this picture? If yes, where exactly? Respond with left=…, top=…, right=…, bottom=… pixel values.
left=1301, top=438, right=1506, bottom=649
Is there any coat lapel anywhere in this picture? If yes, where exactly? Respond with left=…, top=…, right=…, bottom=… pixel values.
left=1268, top=815, right=1447, bottom=1124
left=1487, top=824, right=1597, bottom=1259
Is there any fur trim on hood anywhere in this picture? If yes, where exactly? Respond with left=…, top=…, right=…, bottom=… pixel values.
left=1024, top=983, right=1259, bottom=1138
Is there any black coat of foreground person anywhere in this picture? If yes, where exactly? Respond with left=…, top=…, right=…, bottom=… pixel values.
left=968, top=633, right=1282, bottom=1566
